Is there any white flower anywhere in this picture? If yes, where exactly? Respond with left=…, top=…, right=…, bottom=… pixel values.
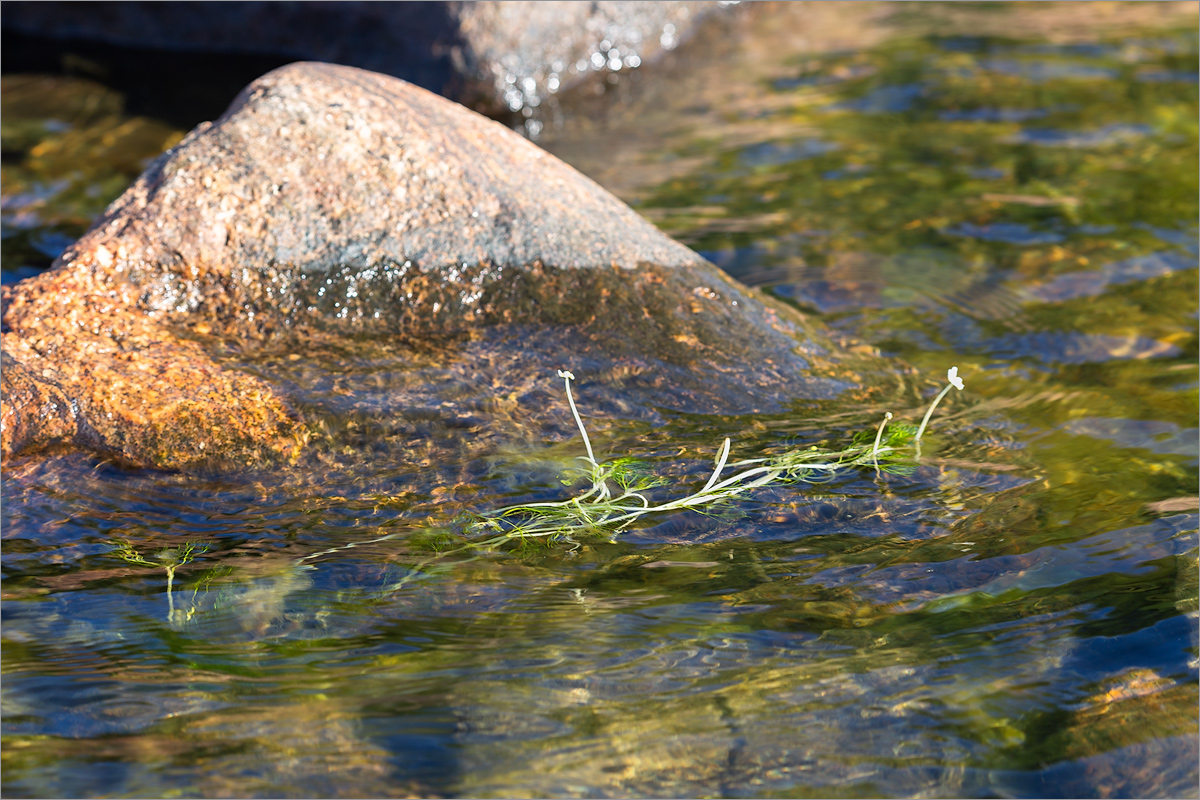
left=947, top=366, right=964, bottom=391
left=558, top=369, right=575, bottom=381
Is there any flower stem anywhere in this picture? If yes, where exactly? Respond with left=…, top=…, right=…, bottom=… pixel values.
left=872, top=411, right=893, bottom=471
left=560, top=371, right=596, bottom=467
left=915, top=385, right=954, bottom=443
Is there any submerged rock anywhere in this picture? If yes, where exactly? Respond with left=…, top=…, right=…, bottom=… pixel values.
left=1, top=62, right=889, bottom=470
left=0, top=268, right=305, bottom=469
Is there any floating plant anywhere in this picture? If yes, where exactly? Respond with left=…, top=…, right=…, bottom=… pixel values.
left=466, top=367, right=965, bottom=548
left=116, top=366, right=967, bottom=606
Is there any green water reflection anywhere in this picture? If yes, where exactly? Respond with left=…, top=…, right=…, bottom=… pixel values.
left=1, top=74, right=183, bottom=284
left=3, top=3, right=1198, bottom=798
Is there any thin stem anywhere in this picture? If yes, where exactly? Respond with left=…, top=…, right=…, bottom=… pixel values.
left=559, top=371, right=596, bottom=466
left=872, top=413, right=893, bottom=459
left=915, top=384, right=954, bottom=443
left=297, top=531, right=405, bottom=565
left=872, top=411, right=893, bottom=472
left=166, top=565, right=176, bottom=618
left=700, top=438, right=732, bottom=493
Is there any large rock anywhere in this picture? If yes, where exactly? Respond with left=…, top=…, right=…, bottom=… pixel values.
left=1, top=62, right=884, bottom=470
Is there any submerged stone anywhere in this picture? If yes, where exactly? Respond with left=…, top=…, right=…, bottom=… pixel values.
left=1, top=62, right=890, bottom=470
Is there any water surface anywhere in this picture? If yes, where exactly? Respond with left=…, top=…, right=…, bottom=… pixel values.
left=3, top=4, right=1198, bottom=797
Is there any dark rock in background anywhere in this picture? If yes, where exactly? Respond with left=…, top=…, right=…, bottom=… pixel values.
left=0, top=1, right=725, bottom=129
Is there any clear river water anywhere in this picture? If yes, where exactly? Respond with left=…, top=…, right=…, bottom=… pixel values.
left=2, top=3, right=1197, bottom=797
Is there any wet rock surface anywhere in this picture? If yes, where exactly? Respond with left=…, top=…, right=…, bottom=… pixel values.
left=1, top=1, right=718, bottom=121
left=1, top=62, right=891, bottom=470
left=0, top=267, right=305, bottom=470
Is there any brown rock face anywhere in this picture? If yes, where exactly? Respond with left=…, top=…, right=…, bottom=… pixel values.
left=0, top=268, right=305, bottom=469
left=1, top=62, right=874, bottom=470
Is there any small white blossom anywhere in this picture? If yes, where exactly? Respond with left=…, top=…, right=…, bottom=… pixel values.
left=947, top=366, right=964, bottom=391
left=558, top=370, right=575, bottom=381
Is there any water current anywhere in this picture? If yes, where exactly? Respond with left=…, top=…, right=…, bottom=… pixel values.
left=2, top=3, right=1197, bottom=797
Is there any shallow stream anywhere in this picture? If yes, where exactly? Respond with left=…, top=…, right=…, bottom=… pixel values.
left=2, top=4, right=1197, bottom=797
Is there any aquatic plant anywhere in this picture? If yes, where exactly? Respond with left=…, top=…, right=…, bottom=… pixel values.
left=916, top=367, right=964, bottom=443
left=111, top=539, right=209, bottom=622
left=299, top=366, right=965, bottom=590
left=466, top=367, right=965, bottom=548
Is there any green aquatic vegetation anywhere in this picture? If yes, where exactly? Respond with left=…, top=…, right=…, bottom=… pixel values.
left=466, top=367, right=961, bottom=548
left=124, top=367, right=965, bottom=601
left=309, top=366, right=965, bottom=593
left=111, top=539, right=209, bottom=622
